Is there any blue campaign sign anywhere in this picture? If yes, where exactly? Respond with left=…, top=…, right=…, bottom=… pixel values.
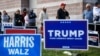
left=2, top=22, right=13, bottom=31
left=3, top=22, right=13, bottom=28
left=0, top=34, right=41, bottom=56
left=44, top=20, right=88, bottom=50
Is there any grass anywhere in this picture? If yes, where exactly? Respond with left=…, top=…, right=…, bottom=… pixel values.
left=42, top=44, right=100, bottom=56
left=42, top=49, right=67, bottom=56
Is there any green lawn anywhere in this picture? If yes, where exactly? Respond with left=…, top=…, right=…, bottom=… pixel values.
left=42, top=47, right=100, bottom=56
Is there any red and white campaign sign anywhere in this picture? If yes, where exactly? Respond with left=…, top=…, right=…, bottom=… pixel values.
left=5, top=29, right=36, bottom=34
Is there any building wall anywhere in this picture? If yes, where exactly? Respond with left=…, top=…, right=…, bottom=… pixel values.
left=0, top=0, right=29, bottom=21
left=0, top=0, right=98, bottom=20
left=0, top=0, right=22, bottom=18
left=21, top=0, right=29, bottom=9
left=36, top=0, right=83, bottom=19
left=83, top=0, right=98, bottom=10
left=0, top=0, right=21, bottom=10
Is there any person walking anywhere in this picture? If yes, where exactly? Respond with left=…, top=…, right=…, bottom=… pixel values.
left=24, top=11, right=29, bottom=27
left=83, top=4, right=93, bottom=23
left=57, top=3, right=70, bottom=19
left=38, top=7, right=49, bottom=37
left=29, top=10, right=37, bottom=26
left=2, top=10, right=10, bottom=23
left=93, top=2, right=100, bottom=22
left=22, top=8, right=27, bottom=26
left=39, top=7, right=49, bottom=25
left=14, top=10, right=23, bottom=26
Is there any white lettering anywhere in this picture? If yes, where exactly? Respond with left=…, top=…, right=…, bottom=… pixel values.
left=78, top=30, right=84, bottom=37
left=29, top=36, right=34, bottom=48
left=4, top=36, right=34, bottom=48
left=8, top=49, right=15, bottom=55
left=48, top=30, right=53, bottom=37
left=15, top=36, right=20, bottom=47
left=48, top=30, right=85, bottom=38
left=8, top=49, right=29, bottom=55
left=24, top=49, right=29, bottom=55
left=70, top=30, right=77, bottom=37
left=20, top=36, right=26, bottom=47
left=14, top=49, right=19, bottom=55
left=9, top=36, right=14, bottom=47
left=4, top=36, right=9, bottom=47
left=55, top=30, right=61, bottom=37
left=62, top=30, right=68, bottom=37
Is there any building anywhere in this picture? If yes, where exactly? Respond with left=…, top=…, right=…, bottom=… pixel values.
left=0, top=0, right=99, bottom=19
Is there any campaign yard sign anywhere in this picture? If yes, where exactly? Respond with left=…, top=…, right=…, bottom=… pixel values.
left=3, top=22, right=13, bottom=28
left=2, top=22, right=13, bottom=31
left=44, top=20, right=88, bottom=50
left=89, top=30, right=99, bottom=47
left=5, top=29, right=36, bottom=34
left=0, top=34, right=41, bottom=56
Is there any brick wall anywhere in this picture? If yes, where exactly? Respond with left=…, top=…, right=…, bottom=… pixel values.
left=0, top=0, right=29, bottom=20
left=37, top=3, right=83, bottom=18
left=0, top=0, right=21, bottom=10
left=21, top=0, right=29, bottom=9
left=37, top=0, right=64, bottom=4
left=0, top=0, right=29, bottom=10
left=66, top=2, right=83, bottom=15
left=0, top=0, right=98, bottom=20
left=36, top=0, right=83, bottom=19
left=37, top=6, right=59, bottom=18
